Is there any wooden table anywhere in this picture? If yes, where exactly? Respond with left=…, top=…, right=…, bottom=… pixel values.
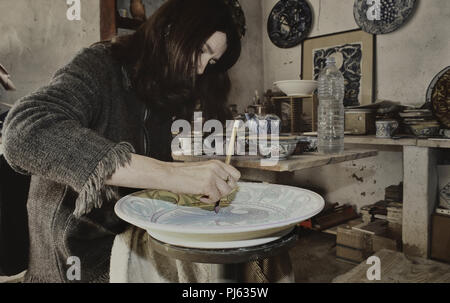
left=173, top=148, right=378, bottom=183
left=343, top=135, right=450, bottom=258
left=170, top=148, right=378, bottom=281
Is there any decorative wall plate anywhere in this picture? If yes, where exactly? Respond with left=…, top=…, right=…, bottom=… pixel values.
left=353, top=0, right=416, bottom=35
left=267, top=0, right=312, bottom=48
left=115, top=182, right=324, bottom=248
left=426, top=66, right=450, bottom=128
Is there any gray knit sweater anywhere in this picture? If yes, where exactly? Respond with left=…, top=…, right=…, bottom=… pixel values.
left=2, top=44, right=173, bottom=282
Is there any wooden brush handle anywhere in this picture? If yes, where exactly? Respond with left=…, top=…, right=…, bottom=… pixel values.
left=226, top=121, right=240, bottom=165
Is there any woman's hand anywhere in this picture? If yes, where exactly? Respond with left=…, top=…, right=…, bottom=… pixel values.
left=106, top=155, right=241, bottom=204
left=167, top=160, right=241, bottom=204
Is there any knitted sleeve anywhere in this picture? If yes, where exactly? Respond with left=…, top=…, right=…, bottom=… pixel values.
left=2, top=45, right=135, bottom=217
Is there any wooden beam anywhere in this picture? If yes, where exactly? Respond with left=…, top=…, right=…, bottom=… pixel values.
left=100, top=0, right=117, bottom=41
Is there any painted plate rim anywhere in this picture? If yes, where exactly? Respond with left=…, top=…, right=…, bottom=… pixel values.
left=426, top=66, right=450, bottom=128
left=114, top=182, right=325, bottom=235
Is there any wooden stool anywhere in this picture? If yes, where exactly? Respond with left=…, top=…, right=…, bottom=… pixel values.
left=148, top=227, right=299, bottom=282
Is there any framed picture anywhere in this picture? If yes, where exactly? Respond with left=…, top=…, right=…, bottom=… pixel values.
left=301, top=29, right=375, bottom=107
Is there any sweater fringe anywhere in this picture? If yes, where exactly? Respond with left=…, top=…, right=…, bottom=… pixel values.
left=74, top=142, right=135, bottom=218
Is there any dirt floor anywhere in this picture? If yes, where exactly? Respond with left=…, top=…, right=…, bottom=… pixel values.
left=289, top=229, right=356, bottom=283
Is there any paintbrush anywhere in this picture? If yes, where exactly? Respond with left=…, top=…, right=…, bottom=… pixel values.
left=215, top=120, right=240, bottom=214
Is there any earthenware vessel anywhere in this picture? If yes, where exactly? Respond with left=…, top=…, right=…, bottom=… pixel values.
left=376, top=120, right=399, bottom=138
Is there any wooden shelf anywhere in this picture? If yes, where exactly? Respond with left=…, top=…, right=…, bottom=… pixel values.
left=301, top=134, right=450, bottom=148
left=344, top=135, right=418, bottom=147
left=416, top=138, right=450, bottom=149
left=173, top=148, right=378, bottom=172
left=271, top=95, right=313, bottom=100
left=271, top=94, right=318, bottom=133
left=116, top=15, right=144, bottom=30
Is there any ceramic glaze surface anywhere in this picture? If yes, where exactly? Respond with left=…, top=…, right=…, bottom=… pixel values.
left=115, top=182, right=324, bottom=234
left=376, top=120, right=399, bottom=138
left=427, top=66, right=450, bottom=128
left=353, top=0, right=416, bottom=35
left=267, top=0, right=312, bottom=48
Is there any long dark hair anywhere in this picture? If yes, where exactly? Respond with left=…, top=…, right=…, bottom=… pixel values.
left=110, top=0, right=241, bottom=123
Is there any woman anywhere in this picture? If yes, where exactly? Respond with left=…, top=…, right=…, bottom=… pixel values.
left=2, top=0, right=242, bottom=282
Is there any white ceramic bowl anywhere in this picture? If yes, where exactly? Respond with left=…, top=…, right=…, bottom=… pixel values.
left=274, top=80, right=318, bottom=97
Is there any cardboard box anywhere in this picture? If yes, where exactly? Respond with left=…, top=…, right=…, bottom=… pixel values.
left=431, top=213, right=450, bottom=263
left=336, top=226, right=373, bottom=263
left=345, top=110, right=376, bottom=135
left=336, top=222, right=401, bottom=263
left=337, top=226, right=368, bottom=249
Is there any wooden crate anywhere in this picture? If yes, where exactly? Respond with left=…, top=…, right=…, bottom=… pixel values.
left=336, top=223, right=401, bottom=263
left=431, top=213, right=450, bottom=263
left=337, top=225, right=368, bottom=249
left=336, top=245, right=366, bottom=263
left=271, top=95, right=318, bottom=133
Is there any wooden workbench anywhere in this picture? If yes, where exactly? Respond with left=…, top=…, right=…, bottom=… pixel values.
left=173, top=148, right=378, bottom=183
left=173, top=149, right=378, bottom=172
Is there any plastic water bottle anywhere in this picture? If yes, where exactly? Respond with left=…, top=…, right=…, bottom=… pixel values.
left=317, top=57, right=345, bottom=154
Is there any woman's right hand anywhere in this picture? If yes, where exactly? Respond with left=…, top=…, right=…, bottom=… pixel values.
left=106, top=155, right=240, bottom=204
left=166, top=160, right=241, bottom=204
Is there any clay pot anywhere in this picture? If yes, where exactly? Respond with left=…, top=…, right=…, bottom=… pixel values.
left=130, top=0, right=146, bottom=21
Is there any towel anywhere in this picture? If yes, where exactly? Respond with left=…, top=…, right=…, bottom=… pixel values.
left=133, top=187, right=239, bottom=212
left=109, top=226, right=295, bottom=283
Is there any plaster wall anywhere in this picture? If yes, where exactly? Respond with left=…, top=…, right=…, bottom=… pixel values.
left=0, top=0, right=100, bottom=104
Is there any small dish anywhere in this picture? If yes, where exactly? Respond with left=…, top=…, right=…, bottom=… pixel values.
left=274, top=80, right=318, bottom=97
left=399, top=111, right=433, bottom=118
left=258, top=138, right=300, bottom=160
left=408, top=124, right=441, bottom=137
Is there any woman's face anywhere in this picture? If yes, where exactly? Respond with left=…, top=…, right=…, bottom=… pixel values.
left=196, top=31, right=227, bottom=75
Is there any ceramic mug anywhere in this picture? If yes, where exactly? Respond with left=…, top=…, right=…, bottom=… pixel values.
left=376, top=120, right=399, bottom=138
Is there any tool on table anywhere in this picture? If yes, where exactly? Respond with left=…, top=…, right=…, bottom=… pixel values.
left=0, top=63, right=16, bottom=91
left=215, top=120, right=240, bottom=214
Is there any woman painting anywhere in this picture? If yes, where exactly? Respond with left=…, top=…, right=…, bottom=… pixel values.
left=2, top=0, right=243, bottom=282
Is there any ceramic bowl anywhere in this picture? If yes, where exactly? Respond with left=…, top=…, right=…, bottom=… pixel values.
left=408, top=124, right=441, bottom=137
left=274, top=80, right=318, bottom=97
left=258, top=139, right=300, bottom=160
left=298, top=136, right=318, bottom=152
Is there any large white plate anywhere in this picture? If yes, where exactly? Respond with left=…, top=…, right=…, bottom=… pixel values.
left=115, top=182, right=325, bottom=248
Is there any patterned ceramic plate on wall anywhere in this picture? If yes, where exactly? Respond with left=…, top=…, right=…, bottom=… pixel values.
left=426, top=66, right=450, bottom=129
left=353, top=0, right=417, bottom=35
left=115, top=182, right=324, bottom=248
left=267, top=0, right=312, bottom=48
